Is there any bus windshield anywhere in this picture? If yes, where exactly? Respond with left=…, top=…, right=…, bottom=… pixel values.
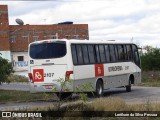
left=29, top=41, right=66, bottom=59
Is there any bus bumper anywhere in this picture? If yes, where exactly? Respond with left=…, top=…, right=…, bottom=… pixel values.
left=29, top=82, right=73, bottom=93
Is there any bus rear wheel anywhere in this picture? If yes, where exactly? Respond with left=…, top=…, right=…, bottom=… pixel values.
left=126, top=78, right=131, bottom=92
left=95, top=80, right=103, bottom=97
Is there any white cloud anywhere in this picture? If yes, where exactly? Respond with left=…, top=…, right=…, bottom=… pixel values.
left=1, top=0, right=160, bottom=47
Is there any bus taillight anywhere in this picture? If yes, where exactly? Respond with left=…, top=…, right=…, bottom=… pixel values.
left=65, top=71, right=73, bottom=81
left=28, top=73, right=34, bottom=83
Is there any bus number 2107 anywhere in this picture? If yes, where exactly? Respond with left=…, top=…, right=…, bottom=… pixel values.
left=44, top=73, right=54, bottom=77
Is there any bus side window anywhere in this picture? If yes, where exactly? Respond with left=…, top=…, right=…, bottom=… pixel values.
left=123, top=45, right=128, bottom=60
left=95, top=45, right=101, bottom=63
left=121, top=45, right=125, bottom=61
left=88, top=45, right=95, bottom=64
left=109, top=45, right=116, bottom=62
left=126, top=45, right=133, bottom=61
left=132, top=45, right=140, bottom=67
left=99, top=45, right=106, bottom=63
left=82, top=45, right=89, bottom=64
left=71, top=44, right=78, bottom=65
left=76, top=45, right=84, bottom=65
left=104, top=45, right=110, bottom=62
left=117, top=45, right=125, bottom=61
left=114, top=45, right=119, bottom=62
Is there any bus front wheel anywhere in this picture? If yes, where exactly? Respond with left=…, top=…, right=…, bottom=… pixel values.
left=95, top=80, right=103, bottom=97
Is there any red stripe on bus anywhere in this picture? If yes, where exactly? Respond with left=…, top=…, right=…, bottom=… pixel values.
left=95, top=64, right=104, bottom=77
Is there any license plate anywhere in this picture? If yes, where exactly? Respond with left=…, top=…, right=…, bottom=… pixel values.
left=45, top=85, right=53, bottom=89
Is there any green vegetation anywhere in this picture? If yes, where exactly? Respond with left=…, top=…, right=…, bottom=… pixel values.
left=0, top=55, right=13, bottom=84
left=138, top=46, right=160, bottom=86
left=0, top=90, right=55, bottom=103
left=141, top=46, right=160, bottom=71
left=7, top=74, right=28, bottom=83
left=51, top=78, right=94, bottom=112
left=10, top=97, right=160, bottom=119
left=138, top=71, right=160, bottom=87
left=138, top=82, right=160, bottom=87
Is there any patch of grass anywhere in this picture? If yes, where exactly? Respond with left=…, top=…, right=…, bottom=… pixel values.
left=24, top=97, right=160, bottom=119
left=13, top=97, right=160, bottom=112
left=91, top=97, right=160, bottom=111
left=26, top=97, right=160, bottom=111
left=138, top=71, right=160, bottom=87
left=138, top=82, right=160, bottom=87
left=0, top=90, right=56, bottom=103
left=142, top=71, right=160, bottom=82
left=92, top=97, right=126, bottom=111
left=7, top=74, right=28, bottom=83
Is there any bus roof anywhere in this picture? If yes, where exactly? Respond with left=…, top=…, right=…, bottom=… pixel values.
left=29, top=39, right=135, bottom=46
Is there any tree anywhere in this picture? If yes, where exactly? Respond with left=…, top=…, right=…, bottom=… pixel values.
left=141, top=46, right=160, bottom=71
left=0, top=55, right=13, bottom=84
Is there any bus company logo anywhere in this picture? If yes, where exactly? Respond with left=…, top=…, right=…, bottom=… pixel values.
left=95, top=64, right=104, bottom=76
left=33, top=69, right=44, bottom=82
left=2, top=112, right=11, bottom=117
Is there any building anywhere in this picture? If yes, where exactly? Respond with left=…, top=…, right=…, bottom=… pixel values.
left=0, top=5, right=89, bottom=71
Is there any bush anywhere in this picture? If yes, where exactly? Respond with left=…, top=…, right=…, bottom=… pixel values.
left=7, top=74, right=28, bottom=83
left=0, top=55, right=13, bottom=84
left=141, top=46, right=160, bottom=71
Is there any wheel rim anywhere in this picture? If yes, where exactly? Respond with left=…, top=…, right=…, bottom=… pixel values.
left=98, top=83, right=102, bottom=95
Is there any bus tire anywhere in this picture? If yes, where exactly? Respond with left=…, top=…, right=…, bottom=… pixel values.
left=95, top=80, right=103, bottom=97
left=126, top=78, right=131, bottom=92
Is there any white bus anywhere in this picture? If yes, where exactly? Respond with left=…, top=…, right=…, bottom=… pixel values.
left=28, top=39, right=141, bottom=98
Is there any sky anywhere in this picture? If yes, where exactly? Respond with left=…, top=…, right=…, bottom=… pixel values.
left=1, top=0, right=160, bottom=47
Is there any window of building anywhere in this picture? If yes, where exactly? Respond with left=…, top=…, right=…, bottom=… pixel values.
left=18, top=56, right=24, bottom=61
left=10, top=36, right=16, bottom=43
left=33, top=36, right=39, bottom=42
left=22, top=36, right=28, bottom=41
left=73, top=35, right=79, bottom=39
left=44, top=36, right=47, bottom=39
left=47, top=35, right=57, bottom=39
left=65, top=35, right=70, bottom=39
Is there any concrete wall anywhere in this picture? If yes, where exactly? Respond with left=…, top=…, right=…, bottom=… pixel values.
left=11, top=52, right=28, bottom=71
left=0, top=51, right=11, bottom=62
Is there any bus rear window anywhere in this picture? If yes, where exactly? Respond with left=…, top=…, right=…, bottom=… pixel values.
left=29, top=42, right=66, bottom=59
